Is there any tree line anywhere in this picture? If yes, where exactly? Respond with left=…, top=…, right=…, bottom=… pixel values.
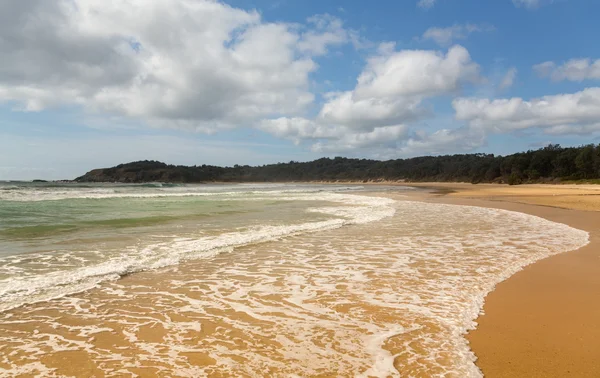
left=75, top=144, right=600, bottom=185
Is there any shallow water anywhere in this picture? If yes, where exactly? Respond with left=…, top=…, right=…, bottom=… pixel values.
left=0, top=183, right=589, bottom=377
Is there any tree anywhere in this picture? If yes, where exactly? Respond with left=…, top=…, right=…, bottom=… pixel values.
left=575, top=145, right=596, bottom=179
left=75, top=144, right=600, bottom=185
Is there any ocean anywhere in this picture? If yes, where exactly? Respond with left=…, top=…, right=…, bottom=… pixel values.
left=0, top=182, right=589, bottom=377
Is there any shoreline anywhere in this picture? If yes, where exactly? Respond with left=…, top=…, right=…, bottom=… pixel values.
left=401, top=184, right=600, bottom=377
left=2, top=182, right=599, bottom=375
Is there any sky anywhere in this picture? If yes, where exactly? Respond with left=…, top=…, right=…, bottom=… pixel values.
left=1, top=0, right=600, bottom=180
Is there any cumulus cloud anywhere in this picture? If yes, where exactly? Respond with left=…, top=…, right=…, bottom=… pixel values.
left=0, top=0, right=352, bottom=131
left=534, top=59, right=600, bottom=82
left=0, top=1, right=494, bottom=158
left=317, top=91, right=425, bottom=130
left=421, top=24, right=495, bottom=47
left=260, top=44, right=482, bottom=153
left=259, top=118, right=412, bottom=153
left=453, top=87, right=600, bottom=134
left=353, top=45, right=481, bottom=99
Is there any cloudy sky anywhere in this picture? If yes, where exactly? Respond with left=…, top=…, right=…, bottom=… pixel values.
left=1, top=0, right=599, bottom=179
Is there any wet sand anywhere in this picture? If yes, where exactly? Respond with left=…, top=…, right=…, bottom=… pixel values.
left=404, top=183, right=600, bottom=377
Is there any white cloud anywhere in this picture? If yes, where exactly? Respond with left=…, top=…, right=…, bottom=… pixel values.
left=398, top=127, right=486, bottom=156
left=260, top=44, right=481, bottom=154
left=544, top=123, right=600, bottom=135
left=258, top=117, right=411, bottom=152
left=534, top=59, right=600, bottom=82
left=312, top=125, right=409, bottom=153
left=454, top=87, right=600, bottom=134
left=422, top=24, right=495, bottom=47
left=0, top=1, right=503, bottom=159
left=0, top=0, right=352, bottom=132
left=417, top=0, right=437, bottom=9
left=353, top=45, right=481, bottom=100
left=258, top=117, right=345, bottom=143
left=317, top=91, right=425, bottom=130
left=297, top=14, right=349, bottom=56
left=499, top=67, right=517, bottom=90
left=310, top=126, right=486, bottom=158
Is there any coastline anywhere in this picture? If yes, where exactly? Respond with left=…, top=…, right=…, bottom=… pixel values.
left=2, top=181, right=599, bottom=376
left=400, top=184, right=600, bottom=377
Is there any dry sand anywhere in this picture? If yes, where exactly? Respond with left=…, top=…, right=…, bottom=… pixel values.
left=403, top=183, right=600, bottom=377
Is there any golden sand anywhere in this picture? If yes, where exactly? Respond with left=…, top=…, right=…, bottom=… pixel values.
left=403, top=183, right=600, bottom=377
left=410, top=182, right=600, bottom=211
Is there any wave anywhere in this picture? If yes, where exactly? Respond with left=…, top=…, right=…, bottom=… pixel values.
left=138, top=182, right=184, bottom=188
left=0, top=193, right=395, bottom=313
left=0, top=185, right=367, bottom=202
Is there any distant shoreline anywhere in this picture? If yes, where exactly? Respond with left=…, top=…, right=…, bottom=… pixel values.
left=16, top=178, right=600, bottom=187
left=72, top=144, right=600, bottom=185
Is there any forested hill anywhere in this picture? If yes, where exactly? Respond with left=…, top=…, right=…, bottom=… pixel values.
left=75, top=144, right=600, bottom=185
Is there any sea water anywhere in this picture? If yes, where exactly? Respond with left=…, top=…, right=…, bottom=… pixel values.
left=0, top=182, right=589, bottom=377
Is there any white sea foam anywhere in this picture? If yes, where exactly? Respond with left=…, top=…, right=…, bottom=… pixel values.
left=0, top=191, right=395, bottom=313
left=0, top=183, right=367, bottom=202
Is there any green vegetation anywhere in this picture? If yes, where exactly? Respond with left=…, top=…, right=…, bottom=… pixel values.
left=75, top=144, right=600, bottom=185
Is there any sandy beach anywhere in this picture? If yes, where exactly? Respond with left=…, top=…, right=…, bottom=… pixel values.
left=403, top=183, right=600, bottom=377
left=1, top=182, right=598, bottom=377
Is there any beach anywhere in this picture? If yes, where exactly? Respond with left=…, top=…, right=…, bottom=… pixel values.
left=403, top=183, right=600, bottom=377
left=0, top=182, right=597, bottom=377
left=4, top=0, right=600, bottom=376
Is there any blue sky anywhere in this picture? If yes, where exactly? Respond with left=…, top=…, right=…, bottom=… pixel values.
left=1, top=0, right=599, bottom=180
